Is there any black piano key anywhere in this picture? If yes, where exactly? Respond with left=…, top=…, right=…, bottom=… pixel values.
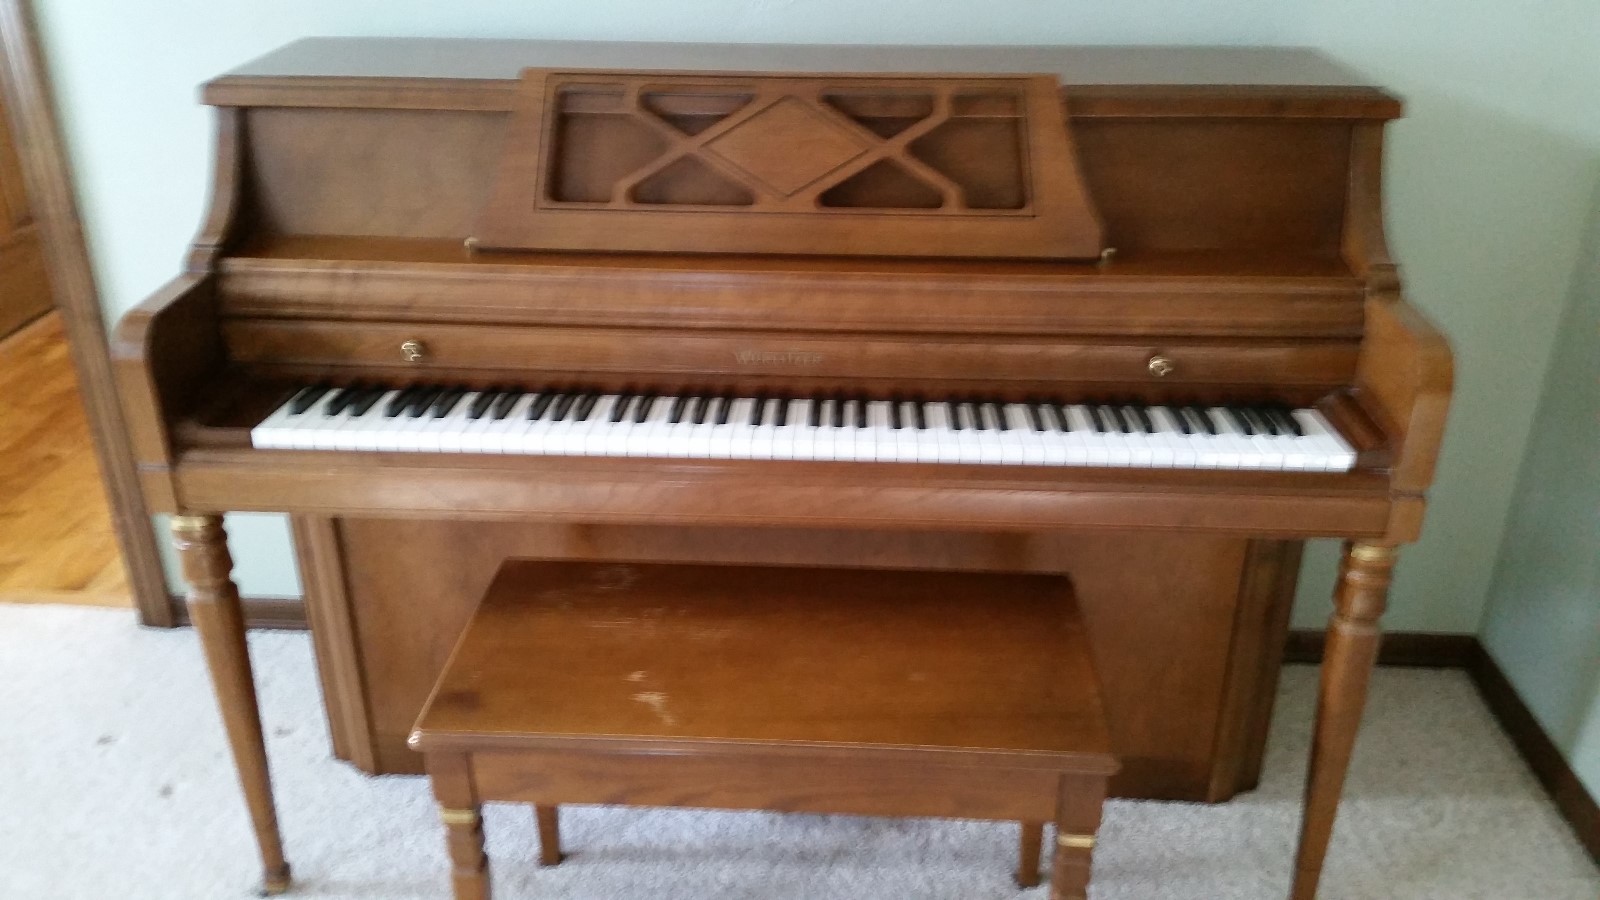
left=346, top=387, right=384, bottom=417
left=1051, top=404, right=1072, bottom=432
left=289, top=383, right=331, bottom=415
left=964, top=402, right=985, bottom=432
left=1183, top=406, right=1218, bottom=436
left=749, top=394, right=766, bottom=427
left=889, top=398, right=903, bottom=431
left=609, top=393, right=635, bottom=423
left=551, top=393, right=578, bottom=422
left=324, top=383, right=365, bottom=415
left=429, top=387, right=467, bottom=417
left=468, top=388, right=500, bottom=420
left=1224, top=407, right=1256, bottom=435
left=947, top=400, right=964, bottom=431
left=689, top=395, right=710, bottom=425
left=986, top=401, right=1008, bottom=431
left=830, top=397, right=846, bottom=429
left=808, top=397, right=824, bottom=427
left=1088, top=406, right=1113, bottom=435
left=774, top=397, right=790, bottom=427
left=405, top=385, right=442, bottom=418
left=1089, top=405, right=1114, bottom=434
left=1266, top=406, right=1305, bottom=437
left=1168, top=406, right=1194, bottom=435
left=633, top=395, right=656, bottom=424
left=713, top=395, right=732, bottom=425
left=1110, top=405, right=1137, bottom=434
left=853, top=398, right=867, bottom=429
left=528, top=392, right=556, bottom=420
left=666, top=395, right=688, bottom=424
left=573, top=393, right=600, bottom=422
left=912, top=401, right=927, bottom=430
left=384, top=386, right=417, bottom=417
left=1126, top=405, right=1155, bottom=434
left=1243, top=407, right=1277, bottom=436
left=490, top=391, right=522, bottom=420
left=1026, top=402, right=1046, bottom=432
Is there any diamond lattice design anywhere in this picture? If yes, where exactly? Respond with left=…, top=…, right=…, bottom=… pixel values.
left=704, top=97, right=869, bottom=197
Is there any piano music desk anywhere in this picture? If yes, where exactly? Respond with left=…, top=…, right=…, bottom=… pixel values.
left=410, top=560, right=1118, bottom=900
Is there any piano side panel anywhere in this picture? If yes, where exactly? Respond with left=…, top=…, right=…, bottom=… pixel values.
left=1070, top=118, right=1351, bottom=256
left=246, top=107, right=508, bottom=239
left=310, top=518, right=1296, bottom=802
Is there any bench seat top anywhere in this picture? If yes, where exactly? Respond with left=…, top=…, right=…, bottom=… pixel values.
left=411, top=561, right=1115, bottom=773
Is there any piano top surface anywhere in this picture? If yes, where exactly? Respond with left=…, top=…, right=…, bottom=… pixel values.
left=219, top=38, right=1388, bottom=91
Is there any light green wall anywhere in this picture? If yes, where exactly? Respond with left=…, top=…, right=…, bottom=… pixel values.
left=1480, top=185, right=1600, bottom=797
left=1292, top=0, right=1600, bottom=797
left=1284, top=0, right=1600, bottom=633
left=31, top=2, right=1594, bottom=645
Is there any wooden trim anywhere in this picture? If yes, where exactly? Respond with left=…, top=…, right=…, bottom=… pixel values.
left=1208, top=540, right=1301, bottom=799
left=0, top=0, right=172, bottom=626
left=1287, top=628, right=1599, bottom=864
left=1283, top=628, right=1478, bottom=668
left=172, top=594, right=307, bottom=631
left=1467, top=643, right=1600, bottom=866
left=289, top=515, right=378, bottom=771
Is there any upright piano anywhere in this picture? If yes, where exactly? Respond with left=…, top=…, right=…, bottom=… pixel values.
left=113, top=39, right=1452, bottom=899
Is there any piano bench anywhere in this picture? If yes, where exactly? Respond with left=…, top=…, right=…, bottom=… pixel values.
left=409, top=560, right=1118, bottom=900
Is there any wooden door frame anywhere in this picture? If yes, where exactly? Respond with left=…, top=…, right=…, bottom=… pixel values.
left=0, top=0, right=174, bottom=625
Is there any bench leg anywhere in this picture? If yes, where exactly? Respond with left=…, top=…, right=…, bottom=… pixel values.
left=427, top=753, right=491, bottom=900
left=535, top=804, right=564, bottom=866
left=1050, top=778, right=1107, bottom=900
left=1016, top=821, right=1044, bottom=888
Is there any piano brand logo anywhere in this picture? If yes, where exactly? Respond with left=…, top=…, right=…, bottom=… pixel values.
left=735, top=350, right=825, bottom=366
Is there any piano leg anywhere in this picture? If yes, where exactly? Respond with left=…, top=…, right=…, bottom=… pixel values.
left=1291, top=541, right=1395, bottom=900
left=171, top=514, right=292, bottom=895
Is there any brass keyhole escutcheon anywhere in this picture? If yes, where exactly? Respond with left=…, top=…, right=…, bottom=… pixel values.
left=400, top=340, right=428, bottom=363
left=1147, top=355, right=1175, bottom=378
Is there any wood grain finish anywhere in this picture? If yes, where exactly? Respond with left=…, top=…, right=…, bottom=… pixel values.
left=1292, top=541, right=1395, bottom=899
left=0, top=0, right=169, bottom=624
left=170, top=515, right=291, bottom=895
left=412, top=561, right=1114, bottom=900
left=0, top=314, right=126, bottom=599
left=0, top=67, right=49, bottom=339
left=477, top=71, right=1103, bottom=259
left=114, top=40, right=1453, bottom=899
left=324, top=520, right=1287, bottom=801
left=221, top=319, right=1361, bottom=390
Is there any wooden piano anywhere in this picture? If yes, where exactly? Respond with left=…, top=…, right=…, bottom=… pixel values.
left=113, top=39, right=1452, bottom=899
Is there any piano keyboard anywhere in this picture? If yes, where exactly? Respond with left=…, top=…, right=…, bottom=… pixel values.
left=251, top=384, right=1357, bottom=471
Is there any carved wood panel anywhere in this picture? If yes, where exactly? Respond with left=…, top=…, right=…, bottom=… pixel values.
left=476, top=70, right=1103, bottom=259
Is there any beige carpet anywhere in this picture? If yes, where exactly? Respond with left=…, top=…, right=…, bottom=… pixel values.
left=2, top=603, right=1596, bottom=900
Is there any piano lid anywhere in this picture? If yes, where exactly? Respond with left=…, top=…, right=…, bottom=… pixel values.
left=205, top=40, right=1403, bottom=120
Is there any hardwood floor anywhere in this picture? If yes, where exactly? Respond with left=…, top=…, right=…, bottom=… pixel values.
left=0, top=311, right=129, bottom=606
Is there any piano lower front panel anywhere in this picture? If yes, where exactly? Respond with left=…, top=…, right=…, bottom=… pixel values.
left=297, top=517, right=1300, bottom=802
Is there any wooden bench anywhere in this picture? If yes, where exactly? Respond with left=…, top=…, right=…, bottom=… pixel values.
left=410, top=561, right=1117, bottom=899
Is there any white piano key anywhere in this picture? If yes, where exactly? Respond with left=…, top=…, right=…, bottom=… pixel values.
left=253, top=383, right=1361, bottom=477
left=250, top=394, right=305, bottom=449
left=481, top=394, right=535, bottom=454
left=1294, top=409, right=1357, bottom=471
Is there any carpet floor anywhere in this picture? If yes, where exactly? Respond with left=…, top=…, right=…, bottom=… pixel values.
left=2, top=603, right=1596, bottom=900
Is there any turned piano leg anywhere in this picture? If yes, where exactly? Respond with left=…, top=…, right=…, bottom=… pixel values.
left=171, top=514, right=292, bottom=895
left=1291, top=541, right=1396, bottom=900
